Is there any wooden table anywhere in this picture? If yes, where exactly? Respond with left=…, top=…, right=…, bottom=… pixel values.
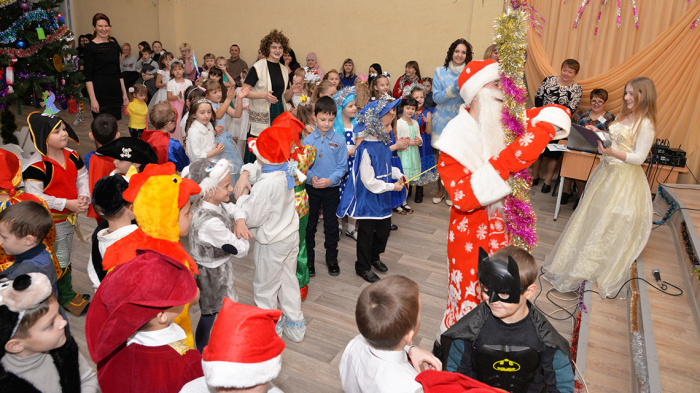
left=553, top=148, right=688, bottom=220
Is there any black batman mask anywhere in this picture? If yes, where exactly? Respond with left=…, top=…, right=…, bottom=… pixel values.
left=477, top=247, right=524, bottom=304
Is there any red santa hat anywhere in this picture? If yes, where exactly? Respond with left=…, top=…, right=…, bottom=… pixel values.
left=527, top=104, right=572, bottom=140
left=416, top=369, right=505, bottom=392
left=458, top=59, right=500, bottom=108
left=247, top=126, right=294, bottom=165
left=201, top=298, right=285, bottom=388
left=85, top=250, right=198, bottom=364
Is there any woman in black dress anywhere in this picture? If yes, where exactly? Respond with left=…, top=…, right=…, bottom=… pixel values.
left=83, top=13, right=128, bottom=120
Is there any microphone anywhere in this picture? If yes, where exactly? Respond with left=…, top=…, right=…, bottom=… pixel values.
left=652, top=268, right=662, bottom=286
left=603, top=132, right=612, bottom=148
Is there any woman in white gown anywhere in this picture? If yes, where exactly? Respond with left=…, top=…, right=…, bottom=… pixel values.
left=543, top=77, right=657, bottom=298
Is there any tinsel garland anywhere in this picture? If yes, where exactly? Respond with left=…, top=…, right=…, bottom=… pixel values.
left=680, top=221, right=700, bottom=285
left=569, top=312, right=584, bottom=392
left=572, top=0, right=699, bottom=36
left=0, top=9, right=59, bottom=44
left=578, top=280, right=588, bottom=313
left=495, top=3, right=537, bottom=250
left=509, top=0, right=546, bottom=36
left=653, top=184, right=678, bottom=225
left=0, top=25, right=68, bottom=57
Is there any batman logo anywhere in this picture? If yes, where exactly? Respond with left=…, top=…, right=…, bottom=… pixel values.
left=493, top=358, right=521, bottom=372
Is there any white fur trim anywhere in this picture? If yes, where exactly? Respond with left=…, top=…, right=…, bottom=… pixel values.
left=460, top=62, right=500, bottom=108
left=202, top=355, right=282, bottom=388
left=470, top=162, right=511, bottom=206
left=532, top=107, right=571, bottom=140
left=433, top=107, right=487, bottom=174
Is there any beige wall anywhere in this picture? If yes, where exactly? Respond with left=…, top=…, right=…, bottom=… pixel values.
left=72, top=0, right=502, bottom=80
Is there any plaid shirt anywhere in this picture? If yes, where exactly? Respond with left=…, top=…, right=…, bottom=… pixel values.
left=573, top=110, right=616, bottom=131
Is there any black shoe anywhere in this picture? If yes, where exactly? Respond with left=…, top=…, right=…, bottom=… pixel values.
left=414, top=186, right=424, bottom=204
left=357, top=270, right=380, bottom=283
left=541, top=183, right=551, bottom=193
left=308, top=264, right=315, bottom=277
left=561, top=192, right=573, bottom=205
left=532, top=178, right=540, bottom=186
left=371, top=260, right=388, bottom=273
left=573, top=198, right=580, bottom=210
left=326, top=260, right=340, bottom=276
left=391, top=224, right=398, bottom=231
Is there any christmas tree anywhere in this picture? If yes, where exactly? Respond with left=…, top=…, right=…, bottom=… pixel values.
left=0, top=0, right=85, bottom=143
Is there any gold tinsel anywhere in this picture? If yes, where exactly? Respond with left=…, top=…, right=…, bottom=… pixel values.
left=495, top=5, right=535, bottom=250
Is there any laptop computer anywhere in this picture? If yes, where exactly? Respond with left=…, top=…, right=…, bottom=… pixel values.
left=567, top=124, right=604, bottom=154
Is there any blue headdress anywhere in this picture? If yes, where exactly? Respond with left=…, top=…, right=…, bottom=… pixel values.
left=353, top=96, right=401, bottom=145
left=332, top=86, right=357, bottom=138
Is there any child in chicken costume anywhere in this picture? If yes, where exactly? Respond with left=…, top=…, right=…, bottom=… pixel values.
left=433, top=59, right=571, bottom=333
left=101, top=162, right=201, bottom=348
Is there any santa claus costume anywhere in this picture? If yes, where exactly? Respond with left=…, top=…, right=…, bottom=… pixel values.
left=434, top=60, right=570, bottom=332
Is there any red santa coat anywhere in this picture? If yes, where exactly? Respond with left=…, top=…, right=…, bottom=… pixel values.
left=435, top=106, right=555, bottom=332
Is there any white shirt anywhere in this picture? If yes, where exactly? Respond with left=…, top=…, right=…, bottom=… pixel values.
left=194, top=201, right=249, bottom=268
left=23, top=149, right=91, bottom=211
left=339, top=335, right=423, bottom=393
left=127, top=323, right=187, bottom=347
left=359, top=135, right=403, bottom=194
left=87, top=224, right=139, bottom=290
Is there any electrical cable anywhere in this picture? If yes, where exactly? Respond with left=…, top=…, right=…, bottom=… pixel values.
left=534, top=268, right=684, bottom=323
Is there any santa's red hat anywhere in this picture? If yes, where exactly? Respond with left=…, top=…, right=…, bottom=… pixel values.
left=85, top=250, right=198, bottom=364
left=247, top=126, right=294, bottom=165
left=527, top=104, right=572, bottom=140
left=416, top=369, right=505, bottom=392
left=458, top=59, right=500, bottom=108
left=201, top=298, right=285, bottom=388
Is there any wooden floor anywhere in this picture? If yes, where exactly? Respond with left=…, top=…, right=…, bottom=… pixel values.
left=9, top=111, right=697, bottom=391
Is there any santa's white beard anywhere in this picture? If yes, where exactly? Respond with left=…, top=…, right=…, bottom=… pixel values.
left=474, top=87, right=506, bottom=159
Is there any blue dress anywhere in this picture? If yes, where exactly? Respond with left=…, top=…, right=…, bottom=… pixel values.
left=340, top=128, right=356, bottom=196
left=389, top=132, right=407, bottom=208
left=413, top=109, right=438, bottom=186
left=336, top=140, right=393, bottom=220
left=212, top=103, right=244, bottom=184
left=431, top=65, right=464, bottom=140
